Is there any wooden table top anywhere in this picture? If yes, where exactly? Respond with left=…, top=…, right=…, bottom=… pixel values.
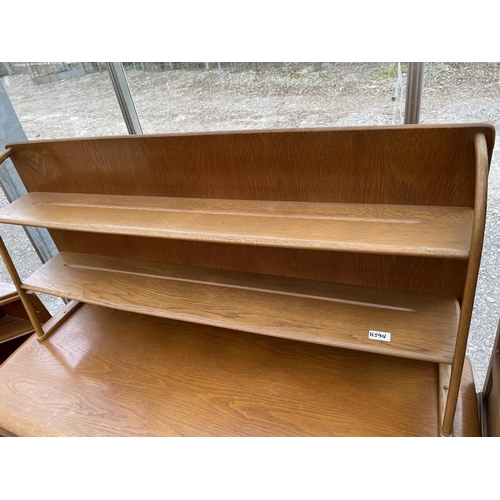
left=0, top=303, right=480, bottom=437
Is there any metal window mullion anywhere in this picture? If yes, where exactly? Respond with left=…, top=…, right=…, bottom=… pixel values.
left=404, top=62, right=424, bottom=124
left=106, top=62, right=143, bottom=135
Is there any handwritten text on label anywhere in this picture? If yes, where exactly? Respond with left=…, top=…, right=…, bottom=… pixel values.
left=368, top=330, right=391, bottom=342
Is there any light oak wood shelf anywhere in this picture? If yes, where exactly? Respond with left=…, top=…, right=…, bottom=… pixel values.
left=0, top=283, right=18, bottom=306
left=0, top=283, right=48, bottom=346
left=0, top=125, right=493, bottom=436
left=0, top=304, right=481, bottom=437
left=0, top=315, right=34, bottom=344
left=21, top=251, right=459, bottom=363
left=0, top=192, right=473, bottom=258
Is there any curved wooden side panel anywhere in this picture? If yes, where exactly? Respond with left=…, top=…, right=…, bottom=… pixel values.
left=441, top=132, right=489, bottom=436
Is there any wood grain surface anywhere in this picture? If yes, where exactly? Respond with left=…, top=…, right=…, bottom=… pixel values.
left=0, top=193, right=473, bottom=258
left=52, top=231, right=469, bottom=297
left=5, top=125, right=494, bottom=206
left=0, top=125, right=492, bottom=437
left=452, top=357, right=481, bottom=437
left=0, top=283, right=17, bottom=306
left=0, top=292, right=51, bottom=326
left=22, top=251, right=460, bottom=363
left=0, top=283, right=49, bottom=364
left=3, top=125, right=486, bottom=303
left=0, top=315, right=33, bottom=343
left=0, top=284, right=49, bottom=344
left=0, top=303, right=447, bottom=437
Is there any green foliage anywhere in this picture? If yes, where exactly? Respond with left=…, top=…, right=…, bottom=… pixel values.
left=276, top=68, right=303, bottom=80
left=375, top=64, right=408, bottom=80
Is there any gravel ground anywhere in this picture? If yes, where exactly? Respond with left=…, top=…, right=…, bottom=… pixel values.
left=1, top=62, right=499, bottom=390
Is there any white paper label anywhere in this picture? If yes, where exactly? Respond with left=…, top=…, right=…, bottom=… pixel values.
left=368, top=330, right=391, bottom=342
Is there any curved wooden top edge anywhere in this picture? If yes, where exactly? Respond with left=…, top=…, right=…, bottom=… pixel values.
left=0, top=148, right=12, bottom=165
left=5, top=122, right=496, bottom=159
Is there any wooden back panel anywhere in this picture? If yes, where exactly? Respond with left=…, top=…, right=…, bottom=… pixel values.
left=52, top=232, right=468, bottom=297
left=6, top=124, right=494, bottom=297
left=7, top=124, right=494, bottom=206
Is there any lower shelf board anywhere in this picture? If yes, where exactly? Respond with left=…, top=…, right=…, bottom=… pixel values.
left=0, top=304, right=479, bottom=437
left=0, top=315, right=34, bottom=344
left=0, top=283, right=18, bottom=306
left=21, top=251, right=459, bottom=363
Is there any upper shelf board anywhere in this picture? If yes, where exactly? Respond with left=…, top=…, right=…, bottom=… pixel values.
left=0, top=192, right=473, bottom=258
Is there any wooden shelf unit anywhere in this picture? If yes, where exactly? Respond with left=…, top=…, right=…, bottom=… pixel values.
left=0, top=192, right=473, bottom=258
left=0, top=124, right=495, bottom=436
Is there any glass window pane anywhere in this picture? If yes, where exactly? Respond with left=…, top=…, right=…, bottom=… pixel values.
left=126, top=62, right=408, bottom=133
left=2, top=62, right=127, bottom=140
